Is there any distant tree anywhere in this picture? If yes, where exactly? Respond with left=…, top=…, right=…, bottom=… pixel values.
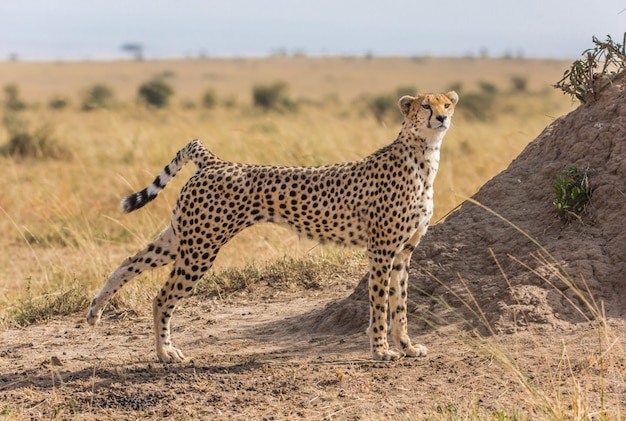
left=121, top=43, right=144, bottom=61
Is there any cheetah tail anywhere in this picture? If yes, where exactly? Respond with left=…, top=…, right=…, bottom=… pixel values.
left=120, top=139, right=208, bottom=213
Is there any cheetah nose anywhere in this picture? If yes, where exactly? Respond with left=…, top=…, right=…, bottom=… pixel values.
left=436, top=115, right=447, bottom=123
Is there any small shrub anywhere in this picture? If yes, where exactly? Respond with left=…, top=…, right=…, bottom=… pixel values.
left=366, top=86, right=417, bottom=124
left=455, top=91, right=496, bottom=121
left=552, top=166, right=593, bottom=221
left=202, top=88, right=217, bottom=109
left=252, top=81, right=296, bottom=111
left=0, top=126, right=68, bottom=159
left=3, top=84, right=27, bottom=111
left=554, top=34, right=626, bottom=103
left=1, top=112, right=69, bottom=159
left=138, top=78, right=173, bottom=108
left=48, top=95, right=70, bottom=110
left=479, top=81, right=498, bottom=95
left=367, top=94, right=397, bottom=123
left=510, top=76, right=528, bottom=92
left=81, top=83, right=114, bottom=110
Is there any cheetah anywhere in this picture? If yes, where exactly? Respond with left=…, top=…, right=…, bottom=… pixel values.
left=87, top=91, right=459, bottom=362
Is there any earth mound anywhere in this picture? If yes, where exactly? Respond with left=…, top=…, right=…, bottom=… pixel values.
left=308, top=75, right=626, bottom=335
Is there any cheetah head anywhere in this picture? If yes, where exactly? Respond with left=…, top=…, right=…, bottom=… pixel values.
left=399, top=91, right=459, bottom=135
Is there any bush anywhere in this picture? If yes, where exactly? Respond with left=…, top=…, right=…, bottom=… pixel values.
left=0, top=113, right=69, bottom=159
left=366, top=86, right=416, bottom=123
left=138, top=78, right=174, bottom=108
left=456, top=92, right=496, bottom=121
left=479, top=81, right=498, bottom=95
left=511, top=76, right=528, bottom=92
left=252, top=81, right=296, bottom=111
left=367, top=94, right=397, bottom=123
left=48, top=96, right=70, bottom=110
left=202, top=88, right=217, bottom=109
left=3, top=84, right=27, bottom=111
left=554, top=35, right=626, bottom=103
left=81, top=83, right=114, bottom=111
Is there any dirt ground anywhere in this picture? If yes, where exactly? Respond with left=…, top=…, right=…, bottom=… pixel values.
left=1, top=277, right=624, bottom=420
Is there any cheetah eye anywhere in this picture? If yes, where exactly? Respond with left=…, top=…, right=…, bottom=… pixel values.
left=444, top=103, right=451, bottom=109
left=421, top=104, right=431, bottom=110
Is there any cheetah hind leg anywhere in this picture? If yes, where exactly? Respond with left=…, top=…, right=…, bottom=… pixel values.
left=86, top=225, right=177, bottom=326
left=151, top=256, right=212, bottom=363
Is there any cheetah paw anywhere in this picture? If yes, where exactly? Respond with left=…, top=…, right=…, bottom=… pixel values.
left=157, top=347, right=185, bottom=363
left=405, top=344, right=428, bottom=358
left=372, top=349, right=402, bottom=361
left=85, top=308, right=102, bottom=326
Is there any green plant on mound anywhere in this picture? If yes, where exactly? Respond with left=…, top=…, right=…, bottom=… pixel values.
left=138, top=77, right=174, bottom=108
left=552, top=166, right=594, bottom=222
left=555, top=34, right=626, bottom=103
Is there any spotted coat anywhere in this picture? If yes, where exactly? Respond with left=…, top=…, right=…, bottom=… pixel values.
left=87, top=91, right=459, bottom=362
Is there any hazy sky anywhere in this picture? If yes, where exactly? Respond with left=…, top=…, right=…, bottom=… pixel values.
left=1, top=0, right=624, bottom=61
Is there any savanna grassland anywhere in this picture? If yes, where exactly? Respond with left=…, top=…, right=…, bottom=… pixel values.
left=0, top=56, right=575, bottom=315
left=4, top=56, right=611, bottom=420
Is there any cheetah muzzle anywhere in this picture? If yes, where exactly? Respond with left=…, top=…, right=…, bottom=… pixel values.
left=87, top=91, right=459, bottom=362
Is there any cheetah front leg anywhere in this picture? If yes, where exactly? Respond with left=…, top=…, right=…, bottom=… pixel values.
left=86, top=225, right=177, bottom=326
left=389, top=229, right=428, bottom=358
left=366, top=248, right=401, bottom=361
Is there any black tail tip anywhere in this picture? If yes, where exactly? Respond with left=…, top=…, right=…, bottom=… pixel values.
left=120, top=189, right=154, bottom=213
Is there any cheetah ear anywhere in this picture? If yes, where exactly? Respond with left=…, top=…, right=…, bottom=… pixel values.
left=399, top=95, right=415, bottom=117
left=446, top=91, right=459, bottom=105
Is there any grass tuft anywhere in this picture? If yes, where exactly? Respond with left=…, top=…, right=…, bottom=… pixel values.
left=6, top=278, right=90, bottom=327
left=196, top=251, right=365, bottom=299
